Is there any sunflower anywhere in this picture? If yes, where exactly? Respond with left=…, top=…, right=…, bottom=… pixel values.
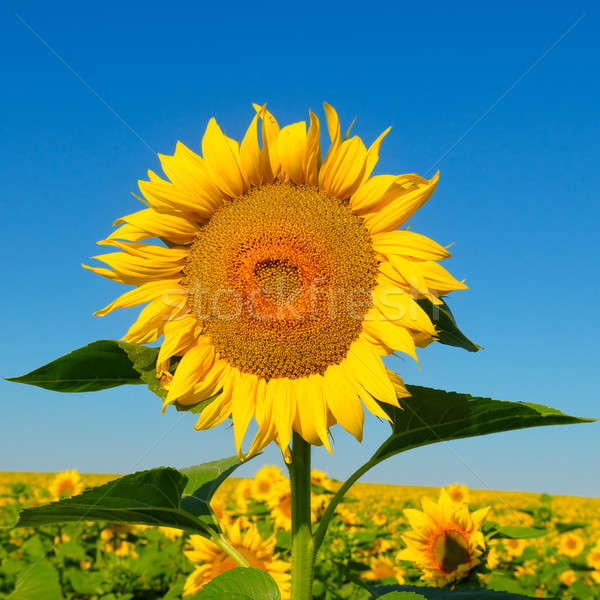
left=251, top=464, right=287, bottom=502
left=397, top=490, right=490, bottom=586
left=587, top=542, right=600, bottom=570
left=49, top=470, right=83, bottom=499
left=504, top=537, right=527, bottom=558
left=558, top=532, right=584, bottom=558
left=85, top=103, right=466, bottom=457
left=363, top=556, right=405, bottom=584
left=444, top=483, right=470, bottom=505
left=183, top=521, right=290, bottom=598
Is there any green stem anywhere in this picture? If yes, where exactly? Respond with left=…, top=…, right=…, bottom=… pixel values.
left=313, top=458, right=377, bottom=554
left=212, top=532, right=250, bottom=567
left=289, top=431, right=314, bottom=600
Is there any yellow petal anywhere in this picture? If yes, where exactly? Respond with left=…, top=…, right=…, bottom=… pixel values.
left=293, top=376, right=332, bottom=451
left=156, top=314, right=198, bottom=373
left=110, top=208, right=199, bottom=245
left=362, top=311, right=418, bottom=363
left=303, top=110, right=321, bottom=186
left=88, top=251, right=184, bottom=285
left=272, top=378, right=297, bottom=451
left=240, top=112, right=262, bottom=187
left=94, top=278, right=183, bottom=317
left=231, top=371, right=259, bottom=458
left=372, top=230, right=451, bottom=261
left=323, top=365, right=364, bottom=442
left=277, top=122, right=307, bottom=185
left=201, top=118, right=247, bottom=198
left=96, top=240, right=188, bottom=262
left=345, top=337, right=398, bottom=406
left=138, top=172, right=214, bottom=219
left=122, top=295, right=187, bottom=344
left=323, top=102, right=341, bottom=148
left=164, top=338, right=215, bottom=405
left=253, top=104, right=280, bottom=181
left=362, top=126, right=391, bottom=183
left=318, top=136, right=367, bottom=199
left=362, top=172, right=439, bottom=234
left=349, top=174, right=397, bottom=213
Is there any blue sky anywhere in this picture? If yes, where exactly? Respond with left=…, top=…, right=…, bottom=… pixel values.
left=1, top=2, right=598, bottom=496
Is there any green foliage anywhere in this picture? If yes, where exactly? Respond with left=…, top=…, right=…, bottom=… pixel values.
left=6, top=340, right=146, bottom=393
left=15, top=468, right=218, bottom=536
left=374, top=384, right=594, bottom=463
left=180, top=456, right=253, bottom=519
left=373, top=585, right=555, bottom=599
left=484, top=524, right=547, bottom=540
left=188, top=567, right=281, bottom=599
left=416, top=298, right=480, bottom=352
left=7, top=562, right=64, bottom=600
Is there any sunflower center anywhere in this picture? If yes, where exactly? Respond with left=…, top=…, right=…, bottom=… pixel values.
left=185, top=182, right=378, bottom=379
left=432, top=530, right=471, bottom=573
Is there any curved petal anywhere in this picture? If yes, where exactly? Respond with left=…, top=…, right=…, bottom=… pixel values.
left=240, top=112, right=262, bottom=187
left=277, top=121, right=307, bottom=185
left=110, top=208, right=199, bottom=245
left=123, top=295, right=188, bottom=344
left=201, top=118, right=247, bottom=198
left=371, top=230, right=451, bottom=261
left=318, top=136, right=367, bottom=199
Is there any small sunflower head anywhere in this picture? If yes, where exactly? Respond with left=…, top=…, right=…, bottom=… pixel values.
left=49, top=470, right=82, bottom=499
left=398, top=490, right=490, bottom=587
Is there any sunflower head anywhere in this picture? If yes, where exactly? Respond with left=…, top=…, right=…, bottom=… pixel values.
left=86, top=103, right=467, bottom=458
left=49, top=470, right=82, bottom=499
left=183, top=520, right=290, bottom=598
left=398, top=490, right=490, bottom=587
left=559, top=533, right=584, bottom=558
left=444, top=483, right=470, bottom=505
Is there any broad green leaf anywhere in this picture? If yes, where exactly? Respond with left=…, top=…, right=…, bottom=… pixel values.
left=15, top=467, right=215, bottom=535
left=555, top=521, right=586, bottom=533
left=416, top=298, right=481, bottom=352
left=67, top=570, right=105, bottom=596
left=373, top=585, right=555, bottom=599
left=313, top=381, right=593, bottom=553
left=8, top=561, right=64, bottom=600
left=188, top=567, right=281, bottom=600
left=118, top=341, right=163, bottom=398
left=374, top=384, right=594, bottom=463
left=180, top=455, right=255, bottom=517
left=6, top=340, right=146, bottom=392
left=484, top=522, right=547, bottom=540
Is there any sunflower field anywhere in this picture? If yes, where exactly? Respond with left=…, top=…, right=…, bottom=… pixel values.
left=2, top=468, right=599, bottom=600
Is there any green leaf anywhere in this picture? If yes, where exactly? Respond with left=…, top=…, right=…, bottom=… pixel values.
left=6, top=340, right=146, bottom=392
left=484, top=523, right=547, bottom=540
left=313, top=382, right=593, bottom=554
left=117, top=341, right=163, bottom=398
left=15, top=467, right=215, bottom=535
left=555, top=521, right=586, bottom=533
left=188, top=567, right=281, bottom=599
left=180, top=456, right=255, bottom=517
left=377, top=593, right=427, bottom=600
left=374, top=384, right=594, bottom=463
left=373, top=585, right=555, bottom=599
left=416, top=298, right=480, bottom=352
left=67, top=570, right=105, bottom=596
left=7, top=561, right=64, bottom=600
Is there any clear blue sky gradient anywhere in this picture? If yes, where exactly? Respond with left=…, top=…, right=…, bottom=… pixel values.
left=2, top=2, right=598, bottom=496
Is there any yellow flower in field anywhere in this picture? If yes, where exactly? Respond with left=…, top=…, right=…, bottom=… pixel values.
left=183, top=521, right=290, bottom=598
left=486, top=547, right=500, bottom=569
left=445, top=484, right=470, bottom=505
left=251, top=465, right=287, bottom=502
left=235, top=479, right=254, bottom=512
left=159, top=526, right=183, bottom=541
left=363, top=556, right=405, bottom=584
left=397, top=490, right=490, bottom=587
left=372, top=510, right=388, bottom=527
left=504, top=538, right=527, bottom=558
left=558, top=533, right=584, bottom=558
left=372, top=538, right=395, bottom=554
left=559, top=570, right=576, bottom=587
left=110, top=540, right=138, bottom=559
left=587, top=544, right=600, bottom=570
left=310, top=469, right=330, bottom=488
left=49, top=470, right=82, bottom=499
left=86, top=103, right=465, bottom=457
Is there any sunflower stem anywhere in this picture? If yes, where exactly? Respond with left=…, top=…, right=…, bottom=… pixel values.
left=211, top=532, right=250, bottom=568
left=289, top=431, right=314, bottom=600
